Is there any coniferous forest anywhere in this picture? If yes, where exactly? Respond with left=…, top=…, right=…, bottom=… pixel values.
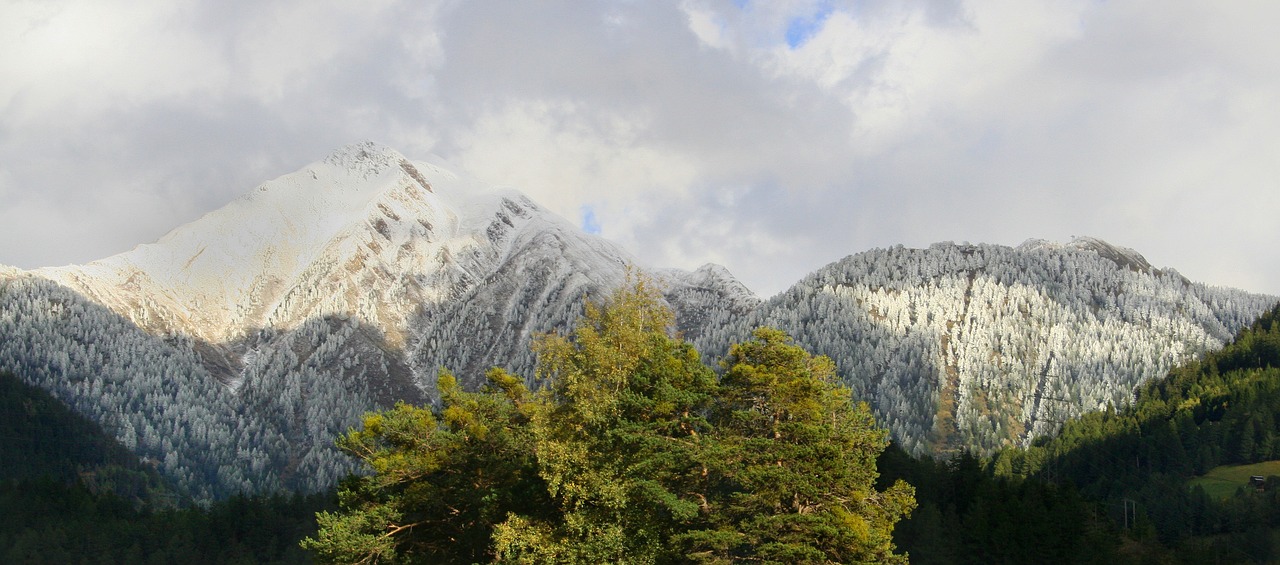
left=5, top=284, right=1280, bottom=562
left=878, top=302, right=1280, bottom=564
left=0, top=370, right=332, bottom=563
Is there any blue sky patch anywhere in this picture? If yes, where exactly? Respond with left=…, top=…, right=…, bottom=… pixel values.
left=580, top=206, right=602, bottom=235
left=786, top=3, right=834, bottom=48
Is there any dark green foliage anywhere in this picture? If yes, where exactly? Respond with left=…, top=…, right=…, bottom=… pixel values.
left=878, top=447, right=1121, bottom=564
left=0, top=369, right=334, bottom=563
left=302, top=369, right=550, bottom=564
left=0, top=479, right=332, bottom=564
left=495, top=283, right=722, bottom=562
left=677, top=328, right=915, bottom=564
left=0, top=370, right=164, bottom=500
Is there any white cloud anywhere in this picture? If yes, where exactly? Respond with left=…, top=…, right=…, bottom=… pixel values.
left=682, top=2, right=732, bottom=51
left=1, top=0, right=1277, bottom=299
left=448, top=98, right=701, bottom=240
left=3, top=1, right=283, bottom=127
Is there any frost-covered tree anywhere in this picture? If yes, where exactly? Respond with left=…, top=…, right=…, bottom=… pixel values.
left=696, top=239, right=1276, bottom=456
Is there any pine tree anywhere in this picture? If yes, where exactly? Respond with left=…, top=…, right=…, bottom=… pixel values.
left=301, top=369, right=546, bottom=564
left=492, top=277, right=718, bottom=563
left=676, top=328, right=916, bottom=564
left=305, top=277, right=914, bottom=563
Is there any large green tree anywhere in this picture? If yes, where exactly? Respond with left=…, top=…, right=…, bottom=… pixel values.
left=677, top=328, right=916, bottom=564
left=492, top=278, right=720, bottom=563
left=305, top=278, right=914, bottom=563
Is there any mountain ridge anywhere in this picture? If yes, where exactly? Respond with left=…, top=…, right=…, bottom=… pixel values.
left=1, top=142, right=1273, bottom=499
left=692, top=239, right=1274, bottom=455
left=0, top=142, right=762, bottom=499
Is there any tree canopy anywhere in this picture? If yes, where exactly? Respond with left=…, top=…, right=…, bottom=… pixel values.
left=303, top=278, right=914, bottom=563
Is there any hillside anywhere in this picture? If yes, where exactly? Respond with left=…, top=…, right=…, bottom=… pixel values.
left=0, top=370, right=165, bottom=500
left=995, top=303, right=1280, bottom=561
left=0, top=142, right=1273, bottom=500
left=0, top=143, right=757, bottom=501
left=873, top=304, right=1280, bottom=563
left=695, top=240, right=1275, bottom=456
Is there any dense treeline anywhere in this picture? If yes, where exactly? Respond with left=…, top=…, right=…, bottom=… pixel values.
left=0, top=278, right=292, bottom=501
left=0, top=370, right=162, bottom=500
left=1002, top=303, right=1280, bottom=531
left=877, top=447, right=1121, bottom=564
left=0, top=482, right=330, bottom=564
left=1, top=369, right=333, bottom=563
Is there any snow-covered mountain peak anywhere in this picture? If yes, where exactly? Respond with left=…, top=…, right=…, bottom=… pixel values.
left=25, top=142, right=734, bottom=349
left=657, top=263, right=758, bottom=302
left=687, top=263, right=738, bottom=283
left=1065, top=236, right=1154, bottom=273
left=30, top=144, right=491, bottom=341
left=321, top=140, right=408, bottom=177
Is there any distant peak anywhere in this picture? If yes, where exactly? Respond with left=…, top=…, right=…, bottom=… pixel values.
left=322, top=141, right=407, bottom=177
left=690, top=263, right=736, bottom=281
left=1015, top=238, right=1052, bottom=252
left=1067, top=237, right=1154, bottom=274
left=1018, top=236, right=1155, bottom=274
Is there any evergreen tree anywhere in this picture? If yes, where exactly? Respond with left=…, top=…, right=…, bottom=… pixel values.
left=492, top=277, right=719, bottom=563
left=677, top=328, right=916, bottom=563
left=305, top=278, right=914, bottom=563
left=302, top=368, right=546, bottom=564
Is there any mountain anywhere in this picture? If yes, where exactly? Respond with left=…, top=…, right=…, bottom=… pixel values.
left=875, top=304, right=1280, bottom=564
left=693, top=239, right=1276, bottom=456
left=33, top=143, right=754, bottom=383
left=0, top=142, right=1273, bottom=500
left=0, top=142, right=757, bottom=501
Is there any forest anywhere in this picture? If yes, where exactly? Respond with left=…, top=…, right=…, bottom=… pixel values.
left=879, top=302, right=1280, bottom=563
left=0, top=370, right=330, bottom=563
left=301, top=280, right=914, bottom=563
left=4, top=285, right=1280, bottom=562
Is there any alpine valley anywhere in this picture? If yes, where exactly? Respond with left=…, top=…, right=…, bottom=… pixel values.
left=1, top=142, right=1274, bottom=502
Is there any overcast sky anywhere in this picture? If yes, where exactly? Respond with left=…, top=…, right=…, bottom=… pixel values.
left=3, top=0, right=1278, bottom=298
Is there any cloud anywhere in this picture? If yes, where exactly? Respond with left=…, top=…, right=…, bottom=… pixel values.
left=1, top=0, right=1277, bottom=299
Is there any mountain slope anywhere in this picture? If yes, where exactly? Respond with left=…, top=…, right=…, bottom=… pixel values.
left=1, top=141, right=1272, bottom=499
left=694, top=240, right=1276, bottom=456
left=0, top=142, right=757, bottom=500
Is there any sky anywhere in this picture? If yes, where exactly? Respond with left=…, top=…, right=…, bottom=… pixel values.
left=2, top=0, right=1278, bottom=299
